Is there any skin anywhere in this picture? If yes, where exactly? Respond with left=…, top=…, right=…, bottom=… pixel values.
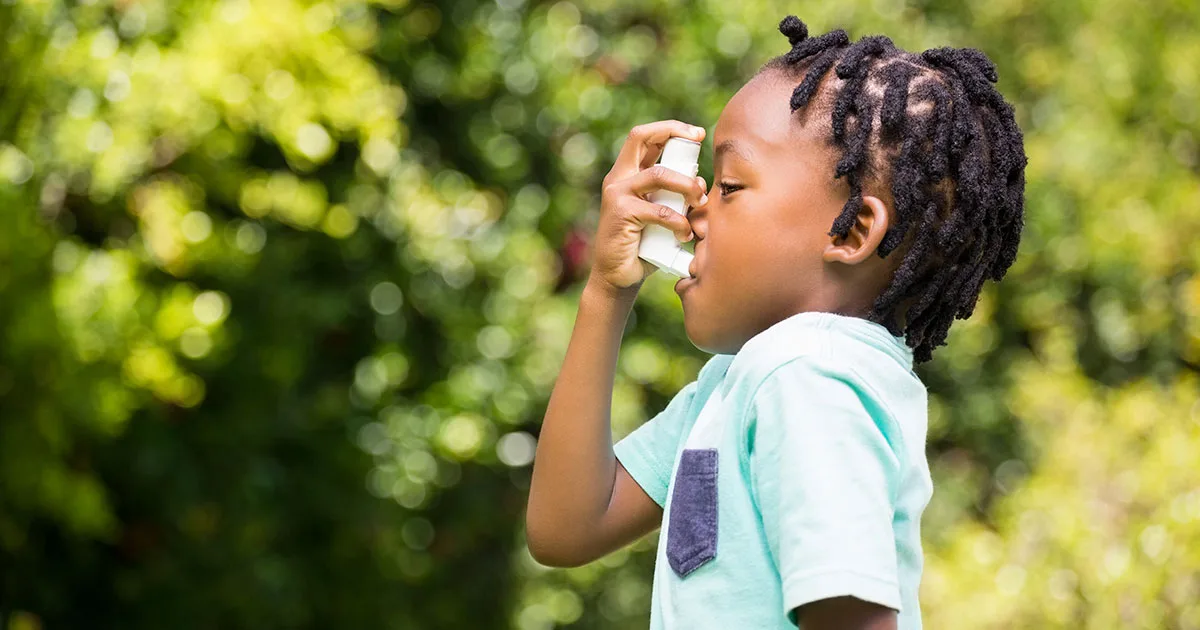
left=679, top=67, right=905, bottom=356
left=527, top=67, right=906, bottom=630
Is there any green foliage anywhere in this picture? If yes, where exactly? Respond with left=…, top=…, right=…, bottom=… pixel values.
left=1, top=0, right=1197, bottom=628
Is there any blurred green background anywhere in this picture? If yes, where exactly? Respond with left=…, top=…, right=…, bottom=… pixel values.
left=1, top=0, right=1198, bottom=627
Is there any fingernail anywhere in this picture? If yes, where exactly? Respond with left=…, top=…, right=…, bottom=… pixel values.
left=699, top=193, right=708, bottom=205
left=691, top=126, right=704, bottom=135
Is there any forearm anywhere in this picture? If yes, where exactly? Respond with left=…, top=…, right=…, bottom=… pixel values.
left=525, top=277, right=639, bottom=565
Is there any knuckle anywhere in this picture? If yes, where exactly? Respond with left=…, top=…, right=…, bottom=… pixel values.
left=657, top=204, right=672, bottom=219
left=648, top=164, right=670, bottom=181
left=601, top=179, right=618, bottom=198
left=628, top=125, right=647, bottom=141
left=604, top=179, right=629, bottom=200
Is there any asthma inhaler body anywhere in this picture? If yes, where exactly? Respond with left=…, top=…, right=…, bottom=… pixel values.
left=637, top=136, right=700, bottom=278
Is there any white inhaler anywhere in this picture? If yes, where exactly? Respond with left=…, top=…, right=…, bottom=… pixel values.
left=637, top=136, right=700, bottom=278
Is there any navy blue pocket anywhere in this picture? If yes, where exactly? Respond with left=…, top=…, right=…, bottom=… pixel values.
left=666, top=448, right=718, bottom=578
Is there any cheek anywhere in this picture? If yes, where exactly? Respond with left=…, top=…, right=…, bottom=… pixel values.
left=708, top=214, right=787, bottom=273
left=696, top=235, right=758, bottom=308
left=706, top=216, right=812, bottom=304
left=706, top=211, right=752, bottom=258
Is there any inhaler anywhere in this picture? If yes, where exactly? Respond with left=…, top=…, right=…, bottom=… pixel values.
left=637, top=136, right=701, bottom=278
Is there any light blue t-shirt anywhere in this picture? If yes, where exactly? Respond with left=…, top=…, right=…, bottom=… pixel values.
left=613, top=311, right=933, bottom=629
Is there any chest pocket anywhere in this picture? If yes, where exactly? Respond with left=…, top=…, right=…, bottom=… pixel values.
left=666, top=448, right=718, bottom=577
left=665, top=386, right=728, bottom=578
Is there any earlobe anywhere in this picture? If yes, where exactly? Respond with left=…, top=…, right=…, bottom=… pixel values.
left=822, top=195, right=890, bottom=265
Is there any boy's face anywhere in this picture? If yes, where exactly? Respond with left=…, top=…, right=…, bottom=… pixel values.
left=677, top=69, right=894, bottom=355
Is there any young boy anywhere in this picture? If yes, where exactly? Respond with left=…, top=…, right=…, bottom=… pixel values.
left=526, top=15, right=1026, bottom=630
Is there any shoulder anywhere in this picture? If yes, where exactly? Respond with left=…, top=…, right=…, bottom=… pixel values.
left=741, top=353, right=909, bottom=463
left=688, top=352, right=736, bottom=412
left=749, top=353, right=866, bottom=408
left=722, top=312, right=920, bottom=411
left=661, top=353, right=735, bottom=420
left=722, top=332, right=836, bottom=409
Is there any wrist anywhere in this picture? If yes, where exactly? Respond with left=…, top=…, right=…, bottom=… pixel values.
left=584, top=275, right=641, bottom=304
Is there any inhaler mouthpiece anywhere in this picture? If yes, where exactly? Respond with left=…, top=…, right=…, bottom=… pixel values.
left=637, top=136, right=701, bottom=279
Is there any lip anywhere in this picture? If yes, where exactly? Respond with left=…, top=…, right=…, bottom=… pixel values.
left=675, top=248, right=700, bottom=295
left=674, top=275, right=696, bottom=295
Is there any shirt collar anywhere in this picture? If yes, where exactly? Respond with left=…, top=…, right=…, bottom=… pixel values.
left=736, top=310, right=914, bottom=371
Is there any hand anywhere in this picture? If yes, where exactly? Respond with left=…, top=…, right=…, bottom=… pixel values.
left=587, top=120, right=708, bottom=295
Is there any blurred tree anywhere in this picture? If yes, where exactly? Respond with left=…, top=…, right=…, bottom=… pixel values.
left=1, top=0, right=1198, bottom=628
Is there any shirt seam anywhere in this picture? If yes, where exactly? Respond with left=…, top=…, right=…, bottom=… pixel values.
left=738, top=353, right=819, bottom=526
left=817, top=311, right=913, bottom=368
left=619, top=357, right=725, bottom=510
left=614, top=438, right=669, bottom=508
left=783, top=568, right=903, bottom=613
left=812, top=318, right=904, bottom=507
left=845, top=362, right=909, bottom=506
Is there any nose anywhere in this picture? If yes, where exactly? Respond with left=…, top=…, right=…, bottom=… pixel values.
left=688, top=184, right=709, bottom=238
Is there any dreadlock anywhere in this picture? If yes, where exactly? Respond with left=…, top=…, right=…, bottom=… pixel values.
left=758, top=15, right=1027, bottom=364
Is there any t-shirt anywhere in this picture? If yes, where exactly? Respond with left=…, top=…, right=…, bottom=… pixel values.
left=613, top=310, right=933, bottom=629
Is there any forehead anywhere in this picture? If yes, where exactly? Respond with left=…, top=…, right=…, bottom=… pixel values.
left=713, top=70, right=831, bottom=165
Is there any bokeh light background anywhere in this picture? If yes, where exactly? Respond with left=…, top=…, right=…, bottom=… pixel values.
left=1, top=0, right=1199, bottom=628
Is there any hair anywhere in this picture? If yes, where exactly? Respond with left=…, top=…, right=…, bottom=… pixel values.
left=756, top=16, right=1027, bottom=364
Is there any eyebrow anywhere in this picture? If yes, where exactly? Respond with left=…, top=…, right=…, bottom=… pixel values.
left=715, top=139, right=754, bottom=165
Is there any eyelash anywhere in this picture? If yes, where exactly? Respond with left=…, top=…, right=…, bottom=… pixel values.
left=718, top=182, right=742, bottom=197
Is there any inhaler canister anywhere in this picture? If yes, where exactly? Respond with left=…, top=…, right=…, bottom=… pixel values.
left=637, top=136, right=700, bottom=278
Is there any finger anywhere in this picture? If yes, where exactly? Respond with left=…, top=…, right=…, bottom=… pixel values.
left=611, top=120, right=706, bottom=182
left=627, top=196, right=695, bottom=243
left=627, top=164, right=709, bottom=209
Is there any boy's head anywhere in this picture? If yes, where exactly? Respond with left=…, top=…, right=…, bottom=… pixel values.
left=679, top=15, right=1027, bottom=364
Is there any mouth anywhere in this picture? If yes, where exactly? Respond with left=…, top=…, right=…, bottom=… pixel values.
left=675, top=250, right=700, bottom=295
left=674, top=274, right=696, bottom=295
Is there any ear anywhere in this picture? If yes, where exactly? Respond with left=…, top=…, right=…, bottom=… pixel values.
left=822, top=195, right=890, bottom=265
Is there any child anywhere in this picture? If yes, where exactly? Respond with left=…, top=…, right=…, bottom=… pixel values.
left=526, top=15, right=1026, bottom=630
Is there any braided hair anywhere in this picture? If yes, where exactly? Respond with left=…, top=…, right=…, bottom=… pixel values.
left=758, top=16, right=1027, bottom=364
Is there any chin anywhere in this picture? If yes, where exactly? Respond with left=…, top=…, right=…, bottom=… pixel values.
left=681, top=310, right=724, bottom=355
left=680, top=299, right=704, bottom=343
left=683, top=301, right=750, bottom=355
left=680, top=285, right=713, bottom=351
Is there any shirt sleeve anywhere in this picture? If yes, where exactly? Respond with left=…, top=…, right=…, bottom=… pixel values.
left=612, top=377, right=699, bottom=509
left=747, top=356, right=905, bottom=624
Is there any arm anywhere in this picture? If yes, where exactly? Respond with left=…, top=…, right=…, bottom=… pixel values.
left=794, top=596, right=898, bottom=630
left=525, top=119, right=707, bottom=567
left=524, top=278, right=664, bottom=567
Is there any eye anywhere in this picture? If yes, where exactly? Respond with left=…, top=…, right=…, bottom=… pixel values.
left=718, top=182, right=742, bottom=197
